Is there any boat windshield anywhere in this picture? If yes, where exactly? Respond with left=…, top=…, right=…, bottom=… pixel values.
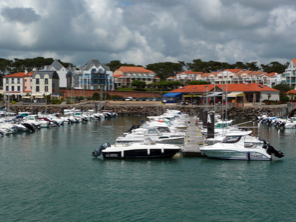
left=222, top=136, right=242, bottom=143
left=215, top=123, right=231, bottom=129
left=157, top=127, right=170, bottom=132
left=27, top=116, right=36, bottom=120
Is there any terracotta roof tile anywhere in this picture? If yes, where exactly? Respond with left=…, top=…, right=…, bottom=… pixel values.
left=176, top=71, right=203, bottom=75
left=3, top=72, right=33, bottom=78
left=118, top=66, right=154, bottom=73
left=287, top=90, right=296, bottom=94
left=222, top=69, right=242, bottom=73
left=292, top=59, right=296, bottom=66
left=171, top=83, right=278, bottom=93
left=113, top=74, right=123, bottom=78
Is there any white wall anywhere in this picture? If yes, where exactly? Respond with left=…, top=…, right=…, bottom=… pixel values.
left=261, top=91, right=279, bottom=101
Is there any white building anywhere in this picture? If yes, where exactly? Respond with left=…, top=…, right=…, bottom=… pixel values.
left=43, top=60, right=72, bottom=88
left=281, top=59, right=296, bottom=87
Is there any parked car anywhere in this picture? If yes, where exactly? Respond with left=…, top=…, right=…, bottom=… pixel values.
left=125, top=97, right=133, bottom=101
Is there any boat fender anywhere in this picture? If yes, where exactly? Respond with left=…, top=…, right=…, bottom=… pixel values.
left=121, top=150, right=124, bottom=158
left=161, top=148, right=164, bottom=154
left=147, top=148, right=150, bottom=155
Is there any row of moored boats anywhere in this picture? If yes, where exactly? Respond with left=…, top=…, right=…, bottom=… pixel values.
left=0, top=109, right=117, bottom=136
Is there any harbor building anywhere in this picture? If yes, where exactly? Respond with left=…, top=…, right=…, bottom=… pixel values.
left=166, top=83, right=279, bottom=104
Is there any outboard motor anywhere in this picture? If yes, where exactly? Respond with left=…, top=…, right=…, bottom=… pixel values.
left=259, top=138, right=267, bottom=149
left=22, top=123, right=35, bottom=132
left=92, top=142, right=111, bottom=158
left=279, top=122, right=286, bottom=130
left=266, top=144, right=284, bottom=158
left=127, top=124, right=140, bottom=133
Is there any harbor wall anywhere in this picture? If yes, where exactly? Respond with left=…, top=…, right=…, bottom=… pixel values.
left=60, top=89, right=162, bottom=98
left=8, top=105, right=296, bottom=117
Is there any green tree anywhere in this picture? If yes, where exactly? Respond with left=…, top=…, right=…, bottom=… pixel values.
left=92, top=92, right=100, bottom=100
left=146, top=62, right=183, bottom=80
left=188, top=80, right=210, bottom=85
left=273, top=83, right=293, bottom=100
left=261, top=61, right=288, bottom=73
left=105, top=60, right=142, bottom=72
left=132, top=80, right=146, bottom=89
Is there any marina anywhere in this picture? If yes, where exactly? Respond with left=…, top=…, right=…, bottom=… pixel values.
left=1, top=109, right=296, bottom=220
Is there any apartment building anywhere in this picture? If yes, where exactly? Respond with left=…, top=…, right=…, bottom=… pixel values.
left=3, top=70, right=60, bottom=100
left=43, top=60, right=72, bottom=88
left=281, top=59, right=296, bottom=88
left=113, top=66, right=160, bottom=88
left=66, top=58, right=114, bottom=91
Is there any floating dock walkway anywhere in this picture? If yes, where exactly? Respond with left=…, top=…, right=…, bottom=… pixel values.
left=182, top=117, right=204, bottom=157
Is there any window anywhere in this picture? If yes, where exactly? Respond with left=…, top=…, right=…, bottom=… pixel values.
left=25, top=86, right=27, bottom=89
left=45, top=78, right=48, bottom=84
left=17, top=86, right=20, bottom=91
left=11, top=78, right=14, bottom=83
left=45, top=86, right=48, bottom=92
left=25, top=79, right=27, bottom=82
left=36, top=78, right=39, bottom=84
left=36, top=86, right=39, bottom=92
left=6, top=86, right=8, bottom=91
left=17, top=78, right=20, bottom=84
left=6, top=78, right=8, bottom=83
left=12, top=86, right=14, bottom=91
left=30, top=79, right=32, bottom=82
left=52, top=83, right=55, bottom=87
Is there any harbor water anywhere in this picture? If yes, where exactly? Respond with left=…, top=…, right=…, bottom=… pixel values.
left=1, top=117, right=296, bottom=221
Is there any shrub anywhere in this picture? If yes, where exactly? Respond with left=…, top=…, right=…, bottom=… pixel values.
left=92, top=92, right=100, bottom=100
left=51, top=99, right=63, bottom=104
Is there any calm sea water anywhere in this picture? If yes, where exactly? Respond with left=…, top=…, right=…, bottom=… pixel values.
left=1, top=117, right=296, bottom=221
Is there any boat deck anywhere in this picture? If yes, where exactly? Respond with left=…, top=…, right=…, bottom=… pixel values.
left=182, top=117, right=204, bottom=157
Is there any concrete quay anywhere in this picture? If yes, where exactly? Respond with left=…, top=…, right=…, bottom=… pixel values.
left=182, top=117, right=204, bottom=157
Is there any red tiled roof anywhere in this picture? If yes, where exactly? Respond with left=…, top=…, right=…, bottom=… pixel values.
left=167, top=76, right=176, bottom=79
left=292, top=59, right=296, bottom=66
left=249, top=71, right=266, bottom=76
left=265, top=72, right=276, bottom=77
left=201, top=72, right=220, bottom=77
left=118, top=66, right=154, bottom=73
left=170, top=85, right=215, bottom=93
left=154, top=76, right=160, bottom=79
left=3, top=72, right=33, bottom=78
left=287, top=90, right=296, bottom=94
left=171, top=83, right=278, bottom=93
left=236, top=70, right=253, bottom=76
left=176, top=71, right=203, bottom=75
left=222, top=69, right=242, bottom=73
left=113, top=74, right=123, bottom=78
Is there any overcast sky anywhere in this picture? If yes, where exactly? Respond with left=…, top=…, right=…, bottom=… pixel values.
left=0, top=0, right=295, bottom=67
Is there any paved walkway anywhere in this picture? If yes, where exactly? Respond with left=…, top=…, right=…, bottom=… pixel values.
left=182, top=117, right=204, bottom=157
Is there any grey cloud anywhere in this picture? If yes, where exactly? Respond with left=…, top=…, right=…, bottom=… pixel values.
left=0, top=0, right=296, bottom=67
left=1, top=7, right=41, bottom=24
left=220, top=0, right=296, bottom=10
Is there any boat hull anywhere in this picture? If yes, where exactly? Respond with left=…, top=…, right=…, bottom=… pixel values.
left=102, top=148, right=180, bottom=159
left=200, top=150, right=271, bottom=161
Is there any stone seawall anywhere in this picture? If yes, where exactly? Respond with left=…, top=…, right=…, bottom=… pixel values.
left=8, top=105, right=295, bottom=117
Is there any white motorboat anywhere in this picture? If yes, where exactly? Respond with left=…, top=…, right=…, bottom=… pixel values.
left=284, top=117, right=296, bottom=129
left=205, top=131, right=264, bottom=146
left=200, top=131, right=284, bottom=161
left=116, top=126, right=185, bottom=144
left=92, top=138, right=181, bottom=159
left=24, top=115, right=49, bottom=128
